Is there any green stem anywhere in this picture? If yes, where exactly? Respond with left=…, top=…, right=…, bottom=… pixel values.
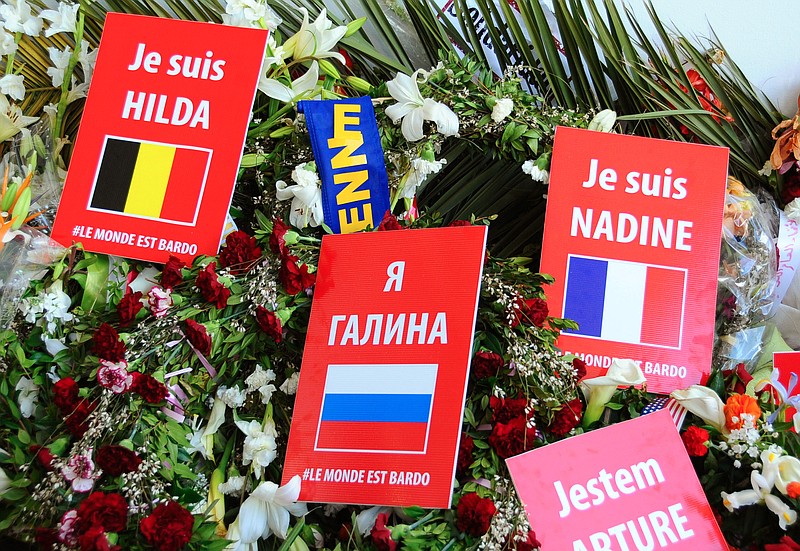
left=247, top=103, right=294, bottom=138
left=52, top=10, right=84, bottom=143
left=408, top=511, right=435, bottom=530
left=5, top=32, right=21, bottom=74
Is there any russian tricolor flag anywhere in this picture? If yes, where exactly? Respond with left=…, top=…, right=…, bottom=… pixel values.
left=563, top=255, right=686, bottom=348
left=315, top=364, right=438, bottom=453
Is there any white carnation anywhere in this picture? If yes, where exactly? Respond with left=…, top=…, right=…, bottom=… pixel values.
left=491, top=97, right=513, bottom=123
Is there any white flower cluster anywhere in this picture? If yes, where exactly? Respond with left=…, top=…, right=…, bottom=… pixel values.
left=245, top=364, right=277, bottom=404
left=399, top=156, right=446, bottom=200
left=223, top=0, right=281, bottom=31
left=521, top=159, right=549, bottom=185
left=19, top=282, right=73, bottom=334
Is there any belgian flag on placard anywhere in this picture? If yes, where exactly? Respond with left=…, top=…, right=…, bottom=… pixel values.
left=89, top=137, right=211, bottom=225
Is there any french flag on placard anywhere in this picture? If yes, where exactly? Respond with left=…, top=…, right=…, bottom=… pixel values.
left=563, top=255, right=686, bottom=349
left=315, top=364, right=438, bottom=454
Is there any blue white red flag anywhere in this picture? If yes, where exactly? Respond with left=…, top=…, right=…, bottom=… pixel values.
left=563, top=255, right=686, bottom=349
left=641, top=396, right=687, bottom=429
left=315, top=363, right=438, bottom=453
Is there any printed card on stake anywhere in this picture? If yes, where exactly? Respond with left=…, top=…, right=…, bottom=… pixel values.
left=506, top=409, right=728, bottom=550
left=51, top=13, right=268, bottom=263
left=283, top=226, right=487, bottom=508
left=540, top=126, right=729, bottom=394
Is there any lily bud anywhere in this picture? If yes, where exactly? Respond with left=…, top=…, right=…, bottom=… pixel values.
left=588, top=109, right=617, bottom=132
left=346, top=76, right=372, bottom=94
left=580, top=359, right=646, bottom=427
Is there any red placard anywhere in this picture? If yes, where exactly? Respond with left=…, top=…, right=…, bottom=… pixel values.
left=540, top=127, right=728, bottom=394
left=506, top=409, right=728, bottom=550
left=51, top=13, right=268, bottom=263
left=282, top=226, right=487, bottom=508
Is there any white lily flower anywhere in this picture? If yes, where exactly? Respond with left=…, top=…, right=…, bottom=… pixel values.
left=0, top=466, right=10, bottom=496
left=43, top=337, right=68, bottom=356
left=0, top=31, right=16, bottom=56
left=225, top=518, right=258, bottom=551
left=15, top=376, right=38, bottom=418
left=235, top=418, right=277, bottom=478
left=0, top=74, right=25, bottom=101
left=67, top=79, right=88, bottom=103
left=275, top=163, right=324, bottom=229
left=263, top=36, right=286, bottom=69
left=40, top=2, right=78, bottom=36
left=580, top=359, right=645, bottom=426
left=47, top=46, right=72, bottom=88
left=385, top=70, right=459, bottom=142
left=0, top=0, right=42, bottom=36
left=78, top=41, right=98, bottom=85
left=283, top=8, right=346, bottom=63
left=670, top=384, right=727, bottom=434
left=238, top=475, right=308, bottom=543
left=202, top=397, right=228, bottom=460
left=0, top=93, right=37, bottom=141
left=775, top=455, right=800, bottom=496
left=259, top=61, right=320, bottom=104
left=766, top=493, right=798, bottom=530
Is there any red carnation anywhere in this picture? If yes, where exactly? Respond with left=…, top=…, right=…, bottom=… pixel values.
left=65, top=401, right=94, bottom=438
left=370, top=512, right=396, bottom=551
left=269, top=217, right=290, bottom=257
left=547, top=398, right=583, bottom=437
left=76, top=492, right=128, bottom=534
left=219, top=230, right=262, bottom=275
left=184, top=319, right=212, bottom=356
left=78, top=525, right=118, bottom=551
left=131, top=373, right=169, bottom=404
left=30, top=445, right=55, bottom=471
left=35, top=528, right=58, bottom=551
left=457, top=434, right=474, bottom=477
left=52, top=377, right=80, bottom=413
left=140, top=500, right=194, bottom=551
left=96, top=445, right=141, bottom=476
left=681, top=426, right=710, bottom=457
left=489, top=416, right=537, bottom=459
left=449, top=219, right=472, bottom=227
left=572, top=357, right=587, bottom=381
left=456, top=492, right=497, bottom=537
left=117, top=291, right=144, bottom=326
left=511, top=297, right=548, bottom=328
left=765, top=536, right=800, bottom=551
left=160, top=256, right=186, bottom=290
left=490, top=395, right=528, bottom=424
left=377, top=211, right=403, bottom=231
left=279, top=254, right=316, bottom=295
left=196, top=262, right=230, bottom=309
left=471, top=351, right=504, bottom=379
left=92, top=323, right=126, bottom=362
left=510, top=530, right=541, bottom=551
left=255, top=306, right=282, bottom=343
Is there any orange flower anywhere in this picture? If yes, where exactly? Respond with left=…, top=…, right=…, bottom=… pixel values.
left=770, top=95, right=800, bottom=169
left=788, top=481, right=800, bottom=499
left=724, top=394, right=761, bottom=430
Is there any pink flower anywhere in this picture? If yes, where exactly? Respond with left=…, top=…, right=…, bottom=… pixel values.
left=62, top=450, right=97, bottom=493
left=147, top=286, right=173, bottom=318
left=58, top=510, right=78, bottom=545
left=97, top=360, right=132, bottom=394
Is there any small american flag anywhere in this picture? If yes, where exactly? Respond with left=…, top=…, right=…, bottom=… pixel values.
left=641, top=396, right=687, bottom=430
